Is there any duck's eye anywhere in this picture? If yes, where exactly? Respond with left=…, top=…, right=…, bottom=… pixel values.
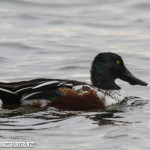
left=116, top=60, right=120, bottom=64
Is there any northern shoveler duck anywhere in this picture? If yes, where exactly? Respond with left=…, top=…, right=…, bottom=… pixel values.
left=0, top=52, right=148, bottom=110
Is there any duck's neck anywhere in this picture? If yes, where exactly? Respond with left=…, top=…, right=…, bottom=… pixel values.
left=90, top=61, right=120, bottom=90
left=91, top=74, right=120, bottom=90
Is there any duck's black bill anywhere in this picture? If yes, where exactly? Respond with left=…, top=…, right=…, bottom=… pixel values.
left=119, top=67, right=148, bottom=86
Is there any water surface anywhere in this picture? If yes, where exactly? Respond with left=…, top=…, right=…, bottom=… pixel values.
left=0, top=0, right=150, bottom=149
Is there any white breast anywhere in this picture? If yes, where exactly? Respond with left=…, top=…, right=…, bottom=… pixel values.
left=73, top=84, right=124, bottom=106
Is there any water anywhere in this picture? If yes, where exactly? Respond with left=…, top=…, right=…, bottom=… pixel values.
left=0, top=0, right=150, bottom=149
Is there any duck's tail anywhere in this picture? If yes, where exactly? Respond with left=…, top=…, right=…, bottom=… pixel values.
left=0, top=88, right=20, bottom=105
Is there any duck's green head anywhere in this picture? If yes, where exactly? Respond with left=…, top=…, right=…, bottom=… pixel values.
left=91, top=52, right=148, bottom=90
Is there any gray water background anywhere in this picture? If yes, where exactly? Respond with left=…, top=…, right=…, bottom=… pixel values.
left=0, top=0, right=150, bottom=149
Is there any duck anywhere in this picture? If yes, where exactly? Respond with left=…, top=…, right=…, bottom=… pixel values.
left=0, top=52, right=148, bottom=110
